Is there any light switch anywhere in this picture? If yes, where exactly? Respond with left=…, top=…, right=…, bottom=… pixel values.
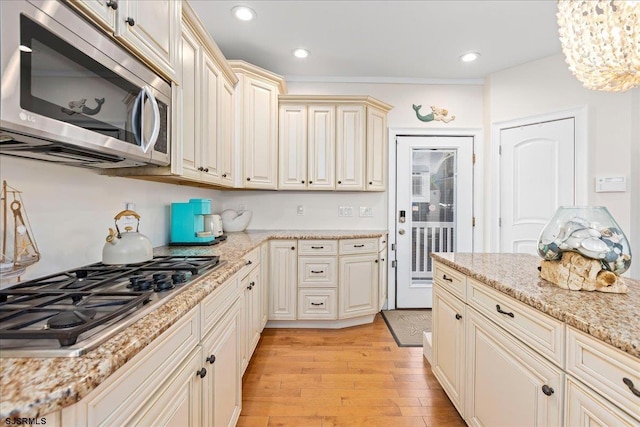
left=595, top=176, right=627, bottom=192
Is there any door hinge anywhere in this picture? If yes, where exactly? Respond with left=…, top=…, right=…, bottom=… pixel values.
left=472, top=217, right=476, bottom=227
left=499, top=217, right=502, bottom=227
left=472, top=153, right=476, bottom=164
left=391, top=260, right=397, bottom=268
left=499, top=145, right=502, bottom=155
left=391, top=243, right=396, bottom=251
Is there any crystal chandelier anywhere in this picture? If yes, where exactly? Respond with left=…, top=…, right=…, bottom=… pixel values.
left=557, top=0, right=640, bottom=92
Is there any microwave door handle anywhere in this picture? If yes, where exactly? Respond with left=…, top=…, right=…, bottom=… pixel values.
left=140, top=86, right=160, bottom=153
left=131, top=88, right=144, bottom=147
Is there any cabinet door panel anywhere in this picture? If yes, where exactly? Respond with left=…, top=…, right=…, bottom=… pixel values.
left=308, top=105, right=335, bottom=189
left=244, top=79, right=278, bottom=188
left=268, top=241, right=297, bottom=320
left=220, top=77, right=235, bottom=185
left=179, top=24, right=199, bottom=178
left=69, top=0, right=117, bottom=30
left=432, top=285, right=465, bottom=416
left=335, top=105, right=365, bottom=190
left=366, top=106, right=387, bottom=191
left=279, top=105, right=307, bottom=189
left=339, top=253, right=378, bottom=318
left=466, top=309, right=563, bottom=427
left=565, top=376, right=638, bottom=427
left=201, top=53, right=221, bottom=181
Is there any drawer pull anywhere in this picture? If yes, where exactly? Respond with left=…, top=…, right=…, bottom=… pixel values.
left=311, top=246, right=324, bottom=249
left=196, top=368, right=207, bottom=378
left=246, top=260, right=252, bottom=265
left=623, top=378, right=640, bottom=397
left=442, top=274, right=453, bottom=282
left=206, top=354, right=216, bottom=364
left=310, top=302, right=324, bottom=306
left=311, top=270, right=324, bottom=274
left=354, top=244, right=365, bottom=248
left=496, top=304, right=515, bottom=318
left=455, top=313, right=462, bottom=320
left=541, top=385, right=554, bottom=396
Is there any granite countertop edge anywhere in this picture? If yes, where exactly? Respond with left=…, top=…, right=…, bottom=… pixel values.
left=430, top=252, right=640, bottom=360
left=0, top=230, right=386, bottom=419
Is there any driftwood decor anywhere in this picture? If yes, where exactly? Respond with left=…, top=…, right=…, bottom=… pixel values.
left=539, top=252, right=628, bottom=293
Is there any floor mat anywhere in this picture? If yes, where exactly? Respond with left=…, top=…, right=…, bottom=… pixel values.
left=381, top=309, right=432, bottom=347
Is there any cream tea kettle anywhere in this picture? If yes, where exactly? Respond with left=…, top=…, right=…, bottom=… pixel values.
left=102, top=210, right=153, bottom=265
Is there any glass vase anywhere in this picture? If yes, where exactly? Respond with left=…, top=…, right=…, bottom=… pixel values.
left=537, top=206, right=632, bottom=275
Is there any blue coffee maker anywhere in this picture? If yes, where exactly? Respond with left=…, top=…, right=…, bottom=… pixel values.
left=170, top=198, right=216, bottom=245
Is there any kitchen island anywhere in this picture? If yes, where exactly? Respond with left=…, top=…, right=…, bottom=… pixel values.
left=0, top=230, right=385, bottom=420
left=430, top=252, right=640, bottom=426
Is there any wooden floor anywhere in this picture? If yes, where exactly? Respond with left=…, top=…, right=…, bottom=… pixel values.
left=238, top=314, right=466, bottom=427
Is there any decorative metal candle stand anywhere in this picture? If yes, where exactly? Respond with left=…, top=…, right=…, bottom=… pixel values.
left=537, top=206, right=631, bottom=293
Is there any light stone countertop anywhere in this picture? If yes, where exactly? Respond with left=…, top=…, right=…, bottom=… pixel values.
left=431, top=252, right=640, bottom=359
left=0, top=230, right=386, bottom=419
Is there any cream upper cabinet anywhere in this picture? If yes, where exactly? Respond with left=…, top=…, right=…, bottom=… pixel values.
left=336, top=104, right=366, bottom=191
left=278, top=96, right=391, bottom=192
left=179, top=21, right=200, bottom=179
left=68, top=0, right=180, bottom=82
left=220, top=78, right=236, bottom=186
left=366, top=106, right=388, bottom=191
left=231, top=61, right=286, bottom=190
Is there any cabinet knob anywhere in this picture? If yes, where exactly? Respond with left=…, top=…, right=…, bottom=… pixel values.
left=204, top=168, right=209, bottom=172
left=455, top=313, right=462, bottom=320
left=198, top=166, right=203, bottom=171
left=381, top=258, right=385, bottom=262
left=196, top=368, right=207, bottom=378
left=541, top=385, right=554, bottom=396
left=222, top=173, right=227, bottom=178
left=125, top=17, right=135, bottom=26
left=309, top=180, right=312, bottom=184
left=369, top=181, right=373, bottom=185
left=622, top=378, right=640, bottom=397
left=374, top=259, right=378, bottom=263
left=206, top=354, right=216, bottom=364
left=247, top=177, right=251, bottom=181
left=301, top=180, right=305, bottom=184
left=291, top=246, right=295, bottom=250
left=106, top=0, right=118, bottom=10
left=338, top=180, right=342, bottom=184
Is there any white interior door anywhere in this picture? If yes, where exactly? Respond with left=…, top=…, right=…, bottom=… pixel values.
left=500, top=119, right=575, bottom=253
left=396, top=136, right=474, bottom=308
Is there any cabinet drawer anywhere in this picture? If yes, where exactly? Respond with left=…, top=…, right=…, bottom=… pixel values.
left=298, top=239, right=338, bottom=255
left=467, top=278, right=564, bottom=367
left=565, top=376, right=638, bottom=427
left=339, top=238, right=378, bottom=255
left=240, top=247, right=261, bottom=275
left=566, top=327, right=640, bottom=421
left=298, top=288, right=337, bottom=320
left=433, top=263, right=466, bottom=300
left=201, top=274, right=241, bottom=336
left=298, top=256, right=337, bottom=287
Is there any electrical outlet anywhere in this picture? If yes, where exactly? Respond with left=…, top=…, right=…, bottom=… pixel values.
left=297, top=205, right=304, bottom=216
left=339, top=206, right=353, bottom=217
left=359, top=207, right=373, bottom=217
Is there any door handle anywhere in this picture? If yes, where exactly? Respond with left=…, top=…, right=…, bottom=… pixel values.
left=398, top=229, right=405, bottom=235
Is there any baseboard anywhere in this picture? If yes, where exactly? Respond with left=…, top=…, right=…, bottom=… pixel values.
left=265, top=314, right=376, bottom=329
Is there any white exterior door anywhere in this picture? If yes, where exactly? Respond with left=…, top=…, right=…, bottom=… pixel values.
left=499, top=119, right=575, bottom=253
left=396, top=136, right=474, bottom=308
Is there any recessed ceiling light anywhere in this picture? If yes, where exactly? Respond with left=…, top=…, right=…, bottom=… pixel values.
left=460, top=52, right=480, bottom=63
left=232, top=6, right=256, bottom=21
left=292, top=48, right=310, bottom=59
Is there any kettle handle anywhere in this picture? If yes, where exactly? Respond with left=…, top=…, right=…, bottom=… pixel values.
left=114, top=210, right=141, bottom=235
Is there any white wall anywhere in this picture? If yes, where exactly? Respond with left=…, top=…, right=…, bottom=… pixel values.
left=0, top=156, right=221, bottom=280
left=486, top=54, right=639, bottom=278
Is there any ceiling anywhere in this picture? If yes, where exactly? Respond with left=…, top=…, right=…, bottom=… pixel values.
left=190, top=0, right=564, bottom=83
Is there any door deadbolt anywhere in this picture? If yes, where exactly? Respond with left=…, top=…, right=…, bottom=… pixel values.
left=399, top=210, right=406, bottom=223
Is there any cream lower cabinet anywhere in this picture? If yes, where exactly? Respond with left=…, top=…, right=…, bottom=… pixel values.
left=432, top=284, right=466, bottom=416
left=61, top=275, right=243, bottom=427
left=338, top=239, right=379, bottom=319
left=268, top=240, right=298, bottom=320
left=201, top=298, right=242, bottom=427
left=378, top=236, right=388, bottom=310
left=240, top=248, right=262, bottom=374
left=466, top=308, right=563, bottom=427
left=565, top=376, right=638, bottom=427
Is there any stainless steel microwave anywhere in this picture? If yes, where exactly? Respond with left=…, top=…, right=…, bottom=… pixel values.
left=0, top=0, right=171, bottom=168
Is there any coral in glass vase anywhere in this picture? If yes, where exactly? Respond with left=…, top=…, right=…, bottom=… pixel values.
left=537, top=206, right=631, bottom=275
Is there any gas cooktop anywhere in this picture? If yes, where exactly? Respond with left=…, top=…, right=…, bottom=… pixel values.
left=0, top=255, right=222, bottom=357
